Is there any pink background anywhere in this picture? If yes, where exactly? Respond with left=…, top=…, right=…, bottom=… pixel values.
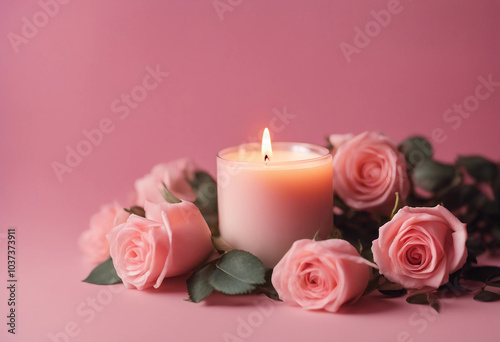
left=1, top=0, right=499, bottom=341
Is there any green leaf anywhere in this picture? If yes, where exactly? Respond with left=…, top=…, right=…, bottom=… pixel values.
left=467, top=254, right=478, bottom=265
left=325, top=136, right=334, bottom=151
left=378, top=276, right=406, bottom=297
left=378, top=278, right=404, bottom=291
left=406, top=292, right=441, bottom=312
left=398, top=136, right=433, bottom=168
left=441, top=185, right=481, bottom=211
left=188, top=172, right=218, bottom=214
left=333, top=194, right=350, bottom=213
left=466, top=237, right=486, bottom=258
left=217, top=250, right=266, bottom=284
left=202, top=214, right=220, bottom=238
left=363, top=274, right=380, bottom=296
left=328, top=226, right=343, bottom=240
left=82, top=257, right=122, bottom=285
left=457, top=156, right=498, bottom=183
left=211, top=236, right=234, bottom=253
left=427, top=293, right=441, bottom=313
left=493, top=174, right=500, bottom=201
left=379, top=288, right=407, bottom=297
left=208, top=250, right=266, bottom=295
left=463, top=266, right=500, bottom=283
left=257, top=286, right=281, bottom=301
left=486, top=280, right=500, bottom=288
left=161, top=182, right=182, bottom=203
left=124, top=206, right=145, bottom=217
left=413, top=159, right=460, bottom=193
left=360, top=243, right=374, bottom=262
left=473, top=290, right=500, bottom=302
left=209, top=269, right=256, bottom=295
left=187, top=172, right=219, bottom=236
left=406, top=293, right=429, bottom=305
left=186, top=260, right=217, bottom=303
left=253, top=269, right=282, bottom=301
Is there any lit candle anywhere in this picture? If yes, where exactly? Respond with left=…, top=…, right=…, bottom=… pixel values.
left=217, top=128, right=333, bottom=268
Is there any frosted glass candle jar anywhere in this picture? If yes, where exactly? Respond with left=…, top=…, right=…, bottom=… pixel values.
left=217, top=142, right=333, bottom=268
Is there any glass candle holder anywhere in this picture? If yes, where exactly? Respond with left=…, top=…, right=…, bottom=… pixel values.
left=217, top=142, right=333, bottom=268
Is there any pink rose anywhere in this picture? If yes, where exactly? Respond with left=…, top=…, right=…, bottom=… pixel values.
left=79, top=202, right=130, bottom=263
left=372, top=205, right=468, bottom=290
left=332, top=131, right=410, bottom=215
left=272, top=239, right=375, bottom=312
left=107, top=201, right=213, bottom=290
left=134, top=159, right=198, bottom=205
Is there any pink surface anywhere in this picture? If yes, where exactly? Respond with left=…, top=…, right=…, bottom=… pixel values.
left=1, top=0, right=499, bottom=341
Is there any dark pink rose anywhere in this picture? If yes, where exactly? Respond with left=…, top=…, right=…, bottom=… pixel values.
left=79, top=202, right=130, bottom=263
left=272, top=239, right=375, bottom=312
left=107, top=201, right=213, bottom=290
left=134, top=159, right=198, bottom=205
left=332, top=131, right=410, bottom=215
left=372, top=205, right=468, bottom=289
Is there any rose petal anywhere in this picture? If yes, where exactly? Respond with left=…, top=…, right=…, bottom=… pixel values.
left=272, top=239, right=374, bottom=312
left=372, top=205, right=467, bottom=290
left=332, top=132, right=409, bottom=215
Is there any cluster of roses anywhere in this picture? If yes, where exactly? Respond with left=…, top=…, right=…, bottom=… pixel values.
left=79, top=159, right=215, bottom=290
left=273, top=132, right=467, bottom=312
left=80, top=132, right=470, bottom=312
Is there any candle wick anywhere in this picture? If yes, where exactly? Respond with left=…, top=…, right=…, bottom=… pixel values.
left=264, top=155, right=270, bottom=162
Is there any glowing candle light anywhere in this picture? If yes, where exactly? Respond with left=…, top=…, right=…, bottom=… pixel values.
left=217, top=128, right=333, bottom=268
left=262, top=128, right=272, bottom=162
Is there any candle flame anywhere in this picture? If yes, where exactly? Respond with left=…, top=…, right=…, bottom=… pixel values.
left=262, top=127, right=272, bottom=162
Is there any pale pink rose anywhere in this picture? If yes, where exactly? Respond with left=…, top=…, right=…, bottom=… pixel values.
left=79, top=202, right=130, bottom=264
left=372, top=205, right=468, bottom=290
left=107, top=201, right=213, bottom=290
left=272, top=239, right=376, bottom=312
left=332, top=131, right=410, bottom=215
left=328, top=133, right=354, bottom=155
left=134, top=159, right=198, bottom=206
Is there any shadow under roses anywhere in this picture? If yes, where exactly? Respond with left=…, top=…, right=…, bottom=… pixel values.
left=189, top=286, right=403, bottom=314
left=202, top=293, right=274, bottom=308
left=141, top=274, right=189, bottom=295
left=201, top=292, right=401, bottom=314
left=332, top=292, right=403, bottom=315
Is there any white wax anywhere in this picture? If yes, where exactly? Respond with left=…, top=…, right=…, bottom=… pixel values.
left=217, top=142, right=333, bottom=268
